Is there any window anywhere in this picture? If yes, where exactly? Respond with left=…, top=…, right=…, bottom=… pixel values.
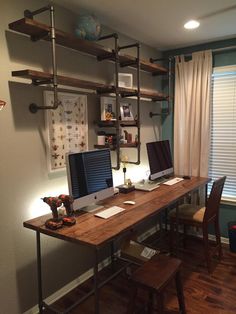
left=209, top=66, right=236, bottom=202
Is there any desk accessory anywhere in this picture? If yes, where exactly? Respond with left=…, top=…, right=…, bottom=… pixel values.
left=123, top=200, right=135, bottom=205
left=117, top=184, right=135, bottom=193
left=117, top=155, right=135, bottom=193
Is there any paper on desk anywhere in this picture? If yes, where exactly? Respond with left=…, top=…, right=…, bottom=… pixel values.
left=163, top=178, right=184, bottom=185
left=141, top=247, right=157, bottom=259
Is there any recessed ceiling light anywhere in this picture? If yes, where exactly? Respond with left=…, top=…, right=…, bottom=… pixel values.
left=184, top=20, right=200, bottom=30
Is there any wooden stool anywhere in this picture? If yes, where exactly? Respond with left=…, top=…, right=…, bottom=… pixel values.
left=127, top=254, right=186, bottom=314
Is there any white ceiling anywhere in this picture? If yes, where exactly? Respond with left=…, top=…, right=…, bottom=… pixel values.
left=54, top=0, right=236, bottom=51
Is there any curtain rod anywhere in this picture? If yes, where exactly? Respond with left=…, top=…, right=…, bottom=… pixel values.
left=173, top=45, right=236, bottom=58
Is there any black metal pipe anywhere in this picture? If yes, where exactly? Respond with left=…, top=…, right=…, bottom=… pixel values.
left=166, top=56, right=172, bottom=115
left=50, top=5, right=59, bottom=111
left=98, top=33, right=118, bottom=41
left=29, top=5, right=59, bottom=113
left=36, top=231, right=44, bottom=314
left=119, top=43, right=140, bottom=50
left=24, top=5, right=50, bottom=19
left=114, top=35, right=120, bottom=170
left=136, top=43, right=141, bottom=165
left=32, top=79, right=52, bottom=86
left=94, top=248, right=99, bottom=314
left=110, top=241, right=115, bottom=272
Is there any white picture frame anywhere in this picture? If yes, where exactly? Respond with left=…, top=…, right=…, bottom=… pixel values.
left=100, top=97, right=117, bottom=121
left=120, top=103, right=134, bottom=121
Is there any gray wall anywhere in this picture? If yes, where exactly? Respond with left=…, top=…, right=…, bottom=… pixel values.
left=0, top=1, right=163, bottom=313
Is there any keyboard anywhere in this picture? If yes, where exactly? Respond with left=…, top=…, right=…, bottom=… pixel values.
left=163, top=177, right=184, bottom=186
left=94, top=206, right=125, bottom=219
left=135, top=180, right=160, bottom=192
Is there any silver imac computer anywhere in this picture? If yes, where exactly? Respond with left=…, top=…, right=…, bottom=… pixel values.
left=66, top=149, right=114, bottom=212
left=146, top=140, right=174, bottom=181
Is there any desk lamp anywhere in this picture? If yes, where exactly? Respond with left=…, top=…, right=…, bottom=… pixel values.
left=117, top=155, right=135, bottom=193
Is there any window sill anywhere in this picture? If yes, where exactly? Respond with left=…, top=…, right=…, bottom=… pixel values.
left=221, top=198, right=236, bottom=206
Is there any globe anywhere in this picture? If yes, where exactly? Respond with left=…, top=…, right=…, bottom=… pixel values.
left=75, top=14, right=101, bottom=41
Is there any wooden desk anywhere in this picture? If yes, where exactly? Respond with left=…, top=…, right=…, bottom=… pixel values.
left=24, top=176, right=209, bottom=313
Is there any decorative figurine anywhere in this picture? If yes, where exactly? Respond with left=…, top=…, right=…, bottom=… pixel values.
left=42, top=196, right=63, bottom=230
left=58, top=194, right=76, bottom=226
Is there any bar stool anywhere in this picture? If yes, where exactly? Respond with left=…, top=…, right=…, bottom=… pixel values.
left=126, top=254, right=186, bottom=314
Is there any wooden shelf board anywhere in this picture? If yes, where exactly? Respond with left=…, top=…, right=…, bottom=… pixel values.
left=12, top=69, right=168, bottom=101
left=9, top=18, right=167, bottom=75
left=94, top=144, right=116, bottom=150
left=96, top=120, right=117, bottom=127
left=96, top=120, right=138, bottom=127
left=12, top=69, right=107, bottom=90
left=120, top=143, right=138, bottom=148
left=94, top=143, right=137, bottom=149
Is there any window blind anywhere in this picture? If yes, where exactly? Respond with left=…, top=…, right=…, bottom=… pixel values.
left=209, top=66, right=236, bottom=202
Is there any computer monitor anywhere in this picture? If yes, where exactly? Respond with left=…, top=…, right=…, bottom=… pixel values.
left=146, top=140, right=173, bottom=181
left=66, top=149, right=114, bottom=212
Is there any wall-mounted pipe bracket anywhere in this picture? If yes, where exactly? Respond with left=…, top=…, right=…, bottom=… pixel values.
left=24, top=5, right=59, bottom=113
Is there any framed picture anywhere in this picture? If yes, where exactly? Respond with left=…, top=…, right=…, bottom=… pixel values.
left=44, top=91, right=88, bottom=173
left=120, top=103, right=134, bottom=121
left=100, top=97, right=116, bottom=121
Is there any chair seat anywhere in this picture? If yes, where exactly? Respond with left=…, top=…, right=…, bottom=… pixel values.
left=131, top=254, right=182, bottom=292
left=169, top=204, right=206, bottom=223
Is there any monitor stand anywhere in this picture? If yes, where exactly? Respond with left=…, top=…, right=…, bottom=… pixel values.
left=80, top=204, right=104, bottom=213
left=149, top=175, right=171, bottom=185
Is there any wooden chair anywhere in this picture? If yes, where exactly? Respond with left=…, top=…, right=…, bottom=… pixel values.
left=126, top=254, right=186, bottom=314
left=169, top=176, right=226, bottom=273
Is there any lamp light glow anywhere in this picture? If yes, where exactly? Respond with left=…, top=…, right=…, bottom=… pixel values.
left=184, top=20, right=200, bottom=29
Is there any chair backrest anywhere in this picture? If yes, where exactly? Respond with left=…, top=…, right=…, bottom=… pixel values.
left=204, top=176, right=226, bottom=222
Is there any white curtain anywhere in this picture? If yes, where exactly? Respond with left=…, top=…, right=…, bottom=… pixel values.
left=174, top=50, right=212, bottom=177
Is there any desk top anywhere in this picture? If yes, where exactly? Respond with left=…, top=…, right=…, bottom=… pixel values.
left=23, top=177, right=210, bottom=248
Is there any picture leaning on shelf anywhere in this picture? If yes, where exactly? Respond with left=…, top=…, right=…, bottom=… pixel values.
left=120, top=103, right=133, bottom=121
left=100, top=96, right=116, bottom=121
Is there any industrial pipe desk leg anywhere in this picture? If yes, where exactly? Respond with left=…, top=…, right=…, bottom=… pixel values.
left=94, top=248, right=100, bottom=314
left=111, top=241, right=115, bottom=272
left=36, top=231, right=43, bottom=314
left=175, top=202, right=179, bottom=256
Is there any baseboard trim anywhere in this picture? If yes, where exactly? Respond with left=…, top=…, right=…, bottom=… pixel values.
left=23, top=256, right=112, bottom=314
left=23, top=226, right=229, bottom=314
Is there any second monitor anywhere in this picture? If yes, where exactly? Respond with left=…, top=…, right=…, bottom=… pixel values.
left=146, top=140, right=173, bottom=181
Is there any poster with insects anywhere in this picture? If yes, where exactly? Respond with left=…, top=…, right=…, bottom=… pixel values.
left=44, top=91, right=88, bottom=172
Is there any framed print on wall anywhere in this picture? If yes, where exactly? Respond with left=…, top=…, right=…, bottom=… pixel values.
left=44, top=91, right=88, bottom=172
left=120, top=103, right=134, bottom=121
left=100, top=96, right=117, bottom=121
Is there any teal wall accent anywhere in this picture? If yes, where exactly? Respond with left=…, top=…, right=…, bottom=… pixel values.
left=220, top=204, right=236, bottom=238
left=162, top=38, right=236, bottom=238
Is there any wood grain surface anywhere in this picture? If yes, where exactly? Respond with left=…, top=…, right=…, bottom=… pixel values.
left=23, top=177, right=210, bottom=248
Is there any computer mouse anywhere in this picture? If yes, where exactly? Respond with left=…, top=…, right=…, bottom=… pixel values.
left=123, top=200, right=136, bottom=205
